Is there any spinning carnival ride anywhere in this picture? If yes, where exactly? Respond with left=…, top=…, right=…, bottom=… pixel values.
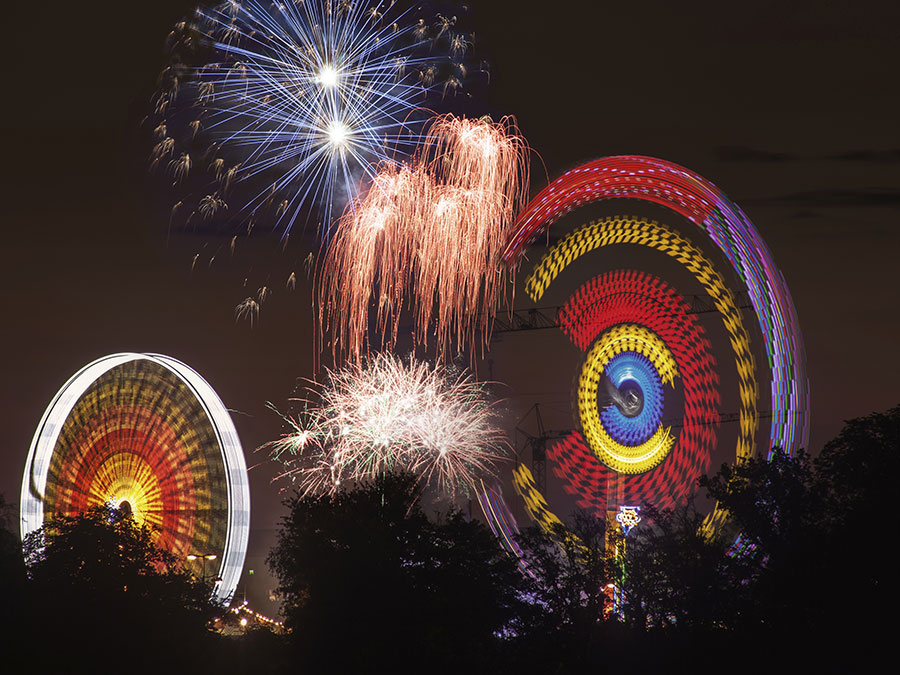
left=20, top=353, right=250, bottom=603
left=479, top=156, right=809, bottom=543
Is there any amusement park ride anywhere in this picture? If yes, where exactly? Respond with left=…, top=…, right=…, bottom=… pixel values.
left=477, top=156, right=808, bottom=574
left=20, top=353, right=251, bottom=605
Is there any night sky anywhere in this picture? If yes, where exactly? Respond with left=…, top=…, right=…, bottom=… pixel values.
left=2, top=0, right=898, bottom=607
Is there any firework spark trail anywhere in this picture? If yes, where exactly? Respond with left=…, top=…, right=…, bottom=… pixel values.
left=235, top=297, right=260, bottom=326
left=264, top=353, right=511, bottom=497
left=417, top=115, right=530, bottom=352
left=319, top=114, right=529, bottom=362
left=154, top=0, right=482, bottom=240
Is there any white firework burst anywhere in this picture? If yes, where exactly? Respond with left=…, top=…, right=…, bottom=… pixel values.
left=265, top=353, right=511, bottom=497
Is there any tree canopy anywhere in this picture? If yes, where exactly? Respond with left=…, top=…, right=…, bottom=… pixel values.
left=268, top=472, right=529, bottom=673
left=1, top=405, right=895, bottom=672
left=18, top=506, right=220, bottom=672
left=696, top=405, right=899, bottom=659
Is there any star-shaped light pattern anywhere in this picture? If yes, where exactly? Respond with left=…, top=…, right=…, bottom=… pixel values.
left=153, top=0, right=481, bottom=236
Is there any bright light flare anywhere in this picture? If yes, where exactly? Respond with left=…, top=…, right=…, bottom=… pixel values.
left=319, top=114, right=530, bottom=362
left=264, top=354, right=511, bottom=498
left=325, top=120, right=351, bottom=148
left=317, top=64, right=339, bottom=89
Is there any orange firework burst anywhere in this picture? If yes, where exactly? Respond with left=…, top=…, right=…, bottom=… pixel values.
left=320, top=114, right=529, bottom=362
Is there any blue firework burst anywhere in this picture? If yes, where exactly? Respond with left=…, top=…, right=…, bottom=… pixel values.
left=154, top=0, right=479, bottom=238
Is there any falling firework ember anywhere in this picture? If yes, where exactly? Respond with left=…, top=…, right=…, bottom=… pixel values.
left=265, top=353, right=511, bottom=497
left=319, top=114, right=530, bottom=362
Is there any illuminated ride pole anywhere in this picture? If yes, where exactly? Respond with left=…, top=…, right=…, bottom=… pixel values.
left=604, top=505, right=641, bottom=619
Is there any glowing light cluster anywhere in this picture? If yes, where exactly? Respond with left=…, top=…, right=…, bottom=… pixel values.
left=550, top=266, right=721, bottom=513
left=20, top=354, right=250, bottom=604
left=505, top=156, right=809, bottom=455
left=578, top=324, right=678, bottom=474
left=267, top=353, right=511, bottom=497
left=615, top=506, right=641, bottom=536
left=226, top=599, right=285, bottom=632
left=600, top=353, right=665, bottom=446
left=153, top=0, right=481, bottom=235
left=531, top=217, right=755, bottom=463
left=320, top=114, right=529, bottom=361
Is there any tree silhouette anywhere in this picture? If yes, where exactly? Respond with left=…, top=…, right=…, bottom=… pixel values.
left=20, top=506, right=220, bottom=673
left=512, top=406, right=898, bottom=670
left=4, top=405, right=891, bottom=672
left=621, top=500, right=746, bottom=632
left=509, top=515, right=631, bottom=671
left=814, top=404, right=898, bottom=637
left=268, top=473, right=528, bottom=673
left=696, top=405, right=899, bottom=666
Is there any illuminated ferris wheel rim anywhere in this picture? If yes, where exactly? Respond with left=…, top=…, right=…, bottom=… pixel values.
left=20, top=352, right=250, bottom=605
left=478, top=156, right=811, bottom=551
left=501, top=154, right=810, bottom=455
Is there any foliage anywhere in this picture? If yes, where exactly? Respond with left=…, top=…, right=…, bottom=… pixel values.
left=21, top=506, right=220, bottom=672
left=514, top=514, right=611, bottom=633
left=2, top=406, right=894, bottom=671
left=621, top=500, right=747, bottom=633
left=268, top=472, right=528, bottom=673
left=815, top=404, right=898, bottom=521
left=694, top=406, right=899, bottom=662
left=511, top=406, right=897, bottom=669
left=508, top=515, right=632, bottom=671
left=814, top=405, right=898, bottom=625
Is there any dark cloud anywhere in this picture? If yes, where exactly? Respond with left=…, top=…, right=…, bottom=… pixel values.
left=826, top=149, right=900, bottom=163
left=788, top=210, right=823, bottom=220
left=745, top=188, right=900, bottom=209
left=716, top=146, right=794, bottom=163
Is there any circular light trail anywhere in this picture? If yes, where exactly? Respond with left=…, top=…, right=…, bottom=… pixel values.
left=503, top=155, right=809, bottom=455
left=479, top=157, right=808, bottom=547
left=578, top=323, right=678, bottom=475
left=20, top=353, right=250, bottom=604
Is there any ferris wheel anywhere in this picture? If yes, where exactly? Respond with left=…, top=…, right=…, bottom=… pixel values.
left=20, top=353, right=250, bottom=604
left=480, top=156, right=809, bottom=542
